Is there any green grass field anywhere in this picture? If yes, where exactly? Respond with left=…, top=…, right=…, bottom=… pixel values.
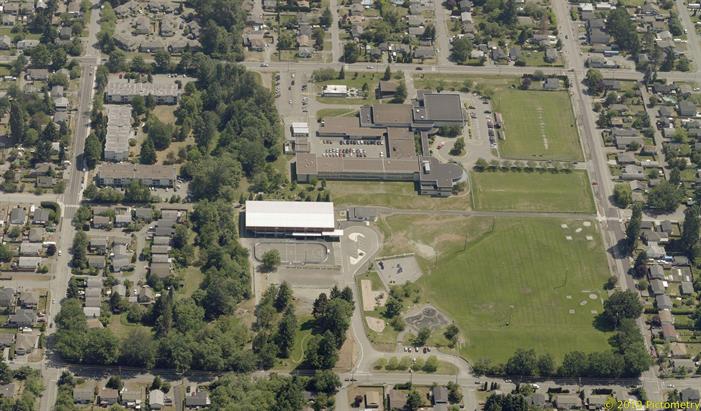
left=397, top=217, right=612, bottom=362
left=326, top=181, right=470, bottom=210
left=471, top=171, right=595, bottom=213
left=493, top=89, right=582, bottom=161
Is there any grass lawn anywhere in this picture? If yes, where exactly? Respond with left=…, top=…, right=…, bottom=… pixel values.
left=326, top=181, right=470, bottom=211
left=316, top=72, right=380, bottom=104
left=493, top=89, right=582, bottom=161
left=470, top=171, right=595, bottom=213
left=108, top=313, right=152, bottom=338
left=409, top=217, right=611, bottom=362
left=276, top=315, right=315, bottom=371
left=178, top=266, right=204, bottom=300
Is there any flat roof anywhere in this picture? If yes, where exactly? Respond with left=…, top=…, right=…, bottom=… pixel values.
left=423, top=93, right=464, bottom=122
left=245, top=200, right=335, bottom=230
left=372, top=104, right=413, bottom=125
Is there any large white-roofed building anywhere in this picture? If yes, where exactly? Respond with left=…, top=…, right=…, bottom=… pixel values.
left=245, top=201, right=342, bottom=237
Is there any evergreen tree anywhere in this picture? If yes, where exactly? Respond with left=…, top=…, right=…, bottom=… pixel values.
left=140, top=138, right=157, bottom=164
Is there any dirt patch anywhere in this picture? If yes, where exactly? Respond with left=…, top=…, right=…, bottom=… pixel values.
left=410, top=241, right=436, bottom=259
left=366, top=317, right=386, bottom=333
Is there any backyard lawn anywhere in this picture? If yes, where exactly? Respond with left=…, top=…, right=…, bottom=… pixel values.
left=470, top=171, right=595, bottom=213
left=493, top=89, right=582, bottom=161
left=326, top=181, right=470, bottom=211
left=380, top=216, right=612, bottom=362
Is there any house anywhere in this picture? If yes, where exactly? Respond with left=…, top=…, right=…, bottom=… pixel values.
left=661, top=322, right=679, bottom=341
left=18, top=292, right=37, bottom=309
left=0, top=334, right=14, bottom=348
left=650, top=279, right=665, bottom=295
left=17, top=257, right=42, bottom=271
left=138, top=287, right=155, bottom=304
left=543, top=78, right=559, bottom=91
left=133, top=208, right=154, bottom=221
left=680, top=388, right=700, bottom=403
left=671, top=358, right=696, bottom=373
left=90, top=238, right=108, bottom=254
left=555, top=394, right=582, bottom=410
left=73, top=387, right=94, bottom=404
left=8, top=309, right=36, bottom=328
left=656, top=294, right=673, bottom=310
left=32, top=208, right=50, bottom=225
left=25, top=68, right=49, bottom=81
left=92, top=215, right=111, bottom=229
left=9, top=208, right=26, bottom=225
left=0, top=288, right=15, bottom=308
left=185, top=391, right=210, bottom=408
left=14, top=332, right=38, bottom=355
left=377, top=80, right=398, bottom=98
left=99, top=388, right=119, bottom=406
left=544, top=48, right=558, bottom=63
left=114, top=213, right=131, bottom=227
left=19, top=242, right=42, bottom=256
left=678, top=101, right=697, bottom=117
left=149, top=390, right=165, bottom=410
left=670, top=342, right=688, bottom=358
left=432, top=386, right=448, bottom=404
left=121, top=389, right=142, bottom=408
left=680, top=281, right=694, bottom=295
left=88, top=256, right=106, bottom=269
left=388, top=390, right=408, bottom=410
left=0, top=35, right=12, bottom=50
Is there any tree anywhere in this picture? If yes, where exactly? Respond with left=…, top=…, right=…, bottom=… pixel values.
left=505, top=348, right=537, bottom=376
left=613, top=183, right=632, bottom=208
left=451, top=37, right=472, bottom=63
left=275, top=307, right=297, bottom=358
left=147, top=118, right=174, bottom=150
left=383, top=66, right=391, bottom=81
left=308, top=369, right=341, bottom=394
left=625, top=202, right=642, bottom=253
left=680, top=206, right=700, bottom=258
left=604, top=290, right=643, bottom=327
left=9, top=101, right=25, bottom=144
left=537, top=353, right=555, bottom=376
left=154, top=50, right=171, bottom=72
left=275, top=282, right=293, bottom=312
left=261, top=249, right=281, bottom=272
left=342, top=43, right=358, bottom=63
left=140, top=138, right=157, bottom=165
left=106, top=376, right=123, bottom=390
left=388, top=80, right=407, bottom=104
left=106, top=49, right=126, bottom=72
left=607, top=8, right=640, bottom=53
left=124, top=180, right=151, bottom=203
left=559, top=351, right=587, bottom=376
left=406, top=390, right=422, bottom=411
left=119, top=328, right=156, bottom=368
left=414, top=327, right=431, bottom=346
left=320, top=7, right=332, bottom=28
left=305, top=331, right=338, bottom=369
left=647, top=180, right=681, bottom=212
left=584, top=69, right=605, bottom=95
left=84, top=133, right=102, bottom=169
left=71, top=231, right=88, bottom=269
left=450, top=137, right=465, bottom=156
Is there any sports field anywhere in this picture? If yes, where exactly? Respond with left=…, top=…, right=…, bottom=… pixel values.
left=406, top=217, right=611, bottom=362
left=470, top=171, right=595, bottom=213
left=493, top=89, right=582, bottom=161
